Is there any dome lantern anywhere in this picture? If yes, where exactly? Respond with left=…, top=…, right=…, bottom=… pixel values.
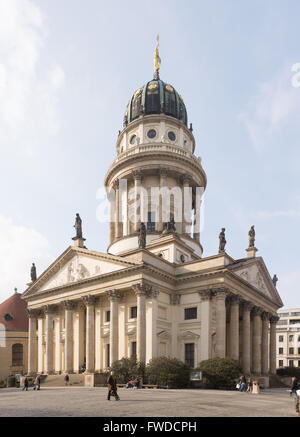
left=123, top=37, right=188, bottom=127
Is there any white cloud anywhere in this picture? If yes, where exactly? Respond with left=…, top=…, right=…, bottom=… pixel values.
left=0, top=214, right=53, bottom=302
left=0, top=0, right=65, bottom=156
left=238, top=65, right=300, bottom=151
left=254, top=207, right=300, bottom=220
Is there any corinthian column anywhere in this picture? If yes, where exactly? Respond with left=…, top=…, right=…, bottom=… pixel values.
left=199, top=290, right=212, bottom=361
left=215, top=288, right=228, bottom=358
left=242, top=302, right=252, bottom=374
left=261, top=312, right=270, bottom=375
left=252, top=307, right=262, bottom=374
left=27, top=309, right=38, bottom=375
left=43, top=305, right=57, bottom=374
left=62, top=300, right=76, bottom=373
left=133, top=282, right=153, bottom=363
left=114, top=179, right=121, bottom=239
left=82, top=295, right=97, bottom=373
left=182, top=174, right=192, bottom=237
left=106, top=290, right=123, bottom=365
left=158, top=168, right=167, bottom=232
left=133, top=170, right=142, bottom=232
left=269, top=316, right=279, bottom=374
left=229, top=294, right=240, bottom=361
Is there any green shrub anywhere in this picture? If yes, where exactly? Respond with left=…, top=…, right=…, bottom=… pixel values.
left=277, top=367, right=300, bottom=378
left=198, top=358, right=242, bottom=389
left=109, top=357, right=144, bottom=384
left=146, top=357, right=190, bottom=389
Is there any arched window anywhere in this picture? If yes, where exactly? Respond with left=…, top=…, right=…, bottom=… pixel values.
left=12, top=343, right=23, bottom=366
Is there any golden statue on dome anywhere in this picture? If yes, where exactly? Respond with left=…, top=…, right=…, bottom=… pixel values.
left=153, top=34, right=161, bottom=78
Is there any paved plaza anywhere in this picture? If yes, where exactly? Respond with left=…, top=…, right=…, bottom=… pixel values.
left=0, top=387, right=296, bottom=417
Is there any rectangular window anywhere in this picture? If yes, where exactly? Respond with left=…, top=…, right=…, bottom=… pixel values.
left=147, top=211, right=155, bottom=232
left=289, top=335, right=294, bottom=341
left=298, top=336, right=300, bottom=342
left=279, top=335, right=284, bottom=342
left=279, top=360, right=284, bottom=367
left=12, top=344, right=23, bottom=366
left=184, top=307, right=197, bottom=320
left=185, top=343, right=195, bottom=368
left=131, top=341, right=137, bottom=358
left=130, top=306, right=137, bottom=319
left=289, top=348, right=294, bottom=355
left=298, top=348, right=300, bottom=355
left=106, top=344, right=110, bottom=367
left=278, top=348, right=283, bottom=355
left=289, top=360, right=294, bottom=367
left=277, top=320, right=288, bottom=325
left=106, top=310, right=110, bottom=322
left=291, top=312, right=300, bottom=316
left=298, top=361, right=300, bottom=367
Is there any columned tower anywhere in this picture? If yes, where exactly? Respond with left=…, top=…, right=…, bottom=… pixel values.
left=104, top=40, right=207, bottom=263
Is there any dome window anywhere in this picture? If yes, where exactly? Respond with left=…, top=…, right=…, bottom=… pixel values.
left=130, top=135, right=136, bottom=145
left=147, top=129, right=156, bottom=139
left=168, top=131, right=176, bottom=142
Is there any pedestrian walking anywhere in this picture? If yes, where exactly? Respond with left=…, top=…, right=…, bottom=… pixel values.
left=22, top=376, right=29, bottom=391
left=64, top=373, right=70, bottom=386
left=239, top=375, right=247, bottom=392
left=107, top=371, right=120, bottom=401
left=252, top=380, right=260, bottom=394
left=296, top=389, right=300, bottom=416
left=33, top=375, right=41, bottom=391
left=246, top=378, right=252, bottom=393
left=291, top=377, right=298, bottom=401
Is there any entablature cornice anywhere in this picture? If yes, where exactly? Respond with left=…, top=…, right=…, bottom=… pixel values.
left=104, top=150, right=206, bottom=189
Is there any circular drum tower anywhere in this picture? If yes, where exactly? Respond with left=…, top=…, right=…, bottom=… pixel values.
left=104, top=43, right=207, bottom=263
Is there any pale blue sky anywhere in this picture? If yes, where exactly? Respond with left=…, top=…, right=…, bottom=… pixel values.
left=0, top=0, right=299, bottom=308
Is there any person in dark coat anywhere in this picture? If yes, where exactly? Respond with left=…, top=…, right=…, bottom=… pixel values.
left=64, top=374, right=70, bottom=386
left=107, top=371, right=120, bottom=401
left=239, top=375, right=247, bottom=392
left=291, top=377, right=298, bottom=401
left=22, top=376, right=29, bottom=391
left=296, top=389, right=300, bottom=416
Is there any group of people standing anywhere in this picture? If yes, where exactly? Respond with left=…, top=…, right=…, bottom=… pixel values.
left=22, top=375, right=41, bottom=391
left=237, top=375, right=260, bottom=394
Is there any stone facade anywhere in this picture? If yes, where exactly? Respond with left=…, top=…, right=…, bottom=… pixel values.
left=276, top=308, right=300, bottom=368
left=0, top=292, right=28, bottom=381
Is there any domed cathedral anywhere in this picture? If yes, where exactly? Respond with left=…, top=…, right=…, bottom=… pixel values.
left=22, top=39, right=283, bottom=387
left=105, top=38, right=206, bottom=262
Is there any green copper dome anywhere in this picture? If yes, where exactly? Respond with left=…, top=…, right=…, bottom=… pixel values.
left=123, top=78, right=188, bottom=127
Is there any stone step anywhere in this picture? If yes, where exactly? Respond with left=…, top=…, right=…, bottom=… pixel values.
left=269, top=375, right=289, bottom=388
left=39, top=374, right=85, bottom=387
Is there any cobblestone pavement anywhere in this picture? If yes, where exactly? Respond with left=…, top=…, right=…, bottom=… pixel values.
left=0, top=387, right=296, bottom=417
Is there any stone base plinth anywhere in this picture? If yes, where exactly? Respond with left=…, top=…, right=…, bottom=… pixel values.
left=84, top=373, right=107, bottom=387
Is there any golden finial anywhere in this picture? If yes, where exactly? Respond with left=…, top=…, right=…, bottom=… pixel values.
left=153, top=34, right=161, bottom=79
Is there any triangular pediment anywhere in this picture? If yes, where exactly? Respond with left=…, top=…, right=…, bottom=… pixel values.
left=23, top=246, right=138, bottom=297
left=230, top=257, right=283, bottom=306
left=178, top=330, right=200, bottom=340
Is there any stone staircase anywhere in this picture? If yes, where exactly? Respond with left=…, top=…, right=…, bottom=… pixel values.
left=39, top=374, right=85, bottom=387
left=269, top=375, right=290, bottom=388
